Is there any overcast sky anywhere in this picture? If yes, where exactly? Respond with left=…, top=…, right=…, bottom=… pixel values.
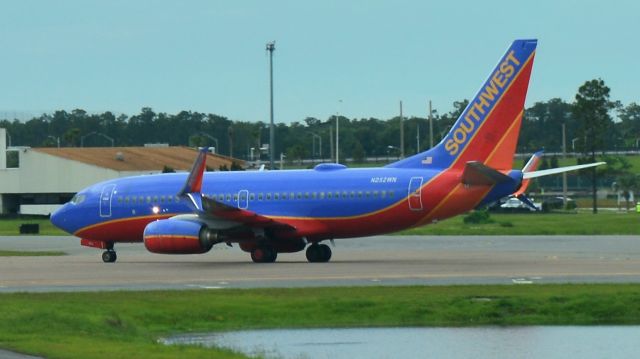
left=1, top=0, right=638, bottom=122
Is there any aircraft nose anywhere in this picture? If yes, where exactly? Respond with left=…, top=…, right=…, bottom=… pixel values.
left=50, top=205, right=68, bottom=232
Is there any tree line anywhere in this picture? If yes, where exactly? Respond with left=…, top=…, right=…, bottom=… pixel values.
left=1, top=78, right=638, bottom=164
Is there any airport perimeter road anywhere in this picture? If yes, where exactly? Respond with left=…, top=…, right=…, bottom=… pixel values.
left=1, top=235, right=640, bottom=292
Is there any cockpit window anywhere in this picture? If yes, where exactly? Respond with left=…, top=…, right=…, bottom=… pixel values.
left=70, top=194, right=86, bottom=205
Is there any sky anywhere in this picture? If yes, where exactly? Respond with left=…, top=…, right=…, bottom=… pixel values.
left=0, top=0, right=638, bottom=123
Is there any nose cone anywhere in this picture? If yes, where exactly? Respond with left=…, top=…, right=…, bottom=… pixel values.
left=50, top=205, right=70, bottom=233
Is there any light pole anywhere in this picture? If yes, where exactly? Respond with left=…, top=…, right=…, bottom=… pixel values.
left=571, top=137, right=579, bottom=152
left=192, top=132, right=218, bottom=153
left=336, top=99, right=342, bottom=163
left=81, top=131, right=114, bottom=147
left=266, top=41, right=276, bottom=169
left=310, top=133, right=321, bottom=161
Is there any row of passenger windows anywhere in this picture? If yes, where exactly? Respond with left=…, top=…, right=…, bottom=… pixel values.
left=117, top=195, right=179, bottom=205
left=207, top=190, right=395, bottom=202
left=116, top=190, right=396, bottom=205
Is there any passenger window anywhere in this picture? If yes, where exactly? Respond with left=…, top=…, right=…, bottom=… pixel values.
left=381, top=190, right=386, bottom=198
left=160, top=195, right=165, bottom=203
left=342, top=192, right=348, bottom=199
left=132, top=196, right=137, bottom=204
left=250, top=194, right=255, bottom=200
left=304, top=192, right=310, bottom=199
left=226, top=194, right=231, bottom=201
left=274, top=193, right=279, bottom=200
left=233, top=194, right=238, bottom=201
left=312, top=192, right=317, bottom=199
left=258, top=193, right=264, bottom=201
left=290, top=192, right=295, bottom=199
left=266, top=193, right=271, bottom=200
left=389, top=190, right=395, bottom=198
left=117, top=196, right=123, bottom=204
left=282, top=193, right=287, bottom=200
left=365, top=191, right=371, bottom=198
left=153, top=196, right=158, bottom=203
left=297, top=193, right=302, bottom=199
left=327, top=192, right=332, bottom=199
left=125, top=196, right=130, bottom=204
left=358, top=191, right=363, bottom=199
left=349, top=191, right=355, bottom=199
left=319, top=192, right=325, bottom=199
left=373, top=191, right=379, bottom=198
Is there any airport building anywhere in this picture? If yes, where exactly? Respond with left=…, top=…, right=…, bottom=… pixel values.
left=0, top=128, right=240, bottom=215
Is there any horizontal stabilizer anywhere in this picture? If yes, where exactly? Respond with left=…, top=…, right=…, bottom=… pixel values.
left=462, top=161, right=512, bottom=186
left=522, top=162, right=606, bottom=179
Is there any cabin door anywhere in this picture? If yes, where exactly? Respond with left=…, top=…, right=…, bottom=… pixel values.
left=238, top=190, right=249, bottom=209
left=99, top=184, right=116, bottom=218
left=408, top=177, right=423, bottom=211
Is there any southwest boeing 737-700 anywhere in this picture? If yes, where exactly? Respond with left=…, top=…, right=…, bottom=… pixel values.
left=50, top=39, right=604, bottom=263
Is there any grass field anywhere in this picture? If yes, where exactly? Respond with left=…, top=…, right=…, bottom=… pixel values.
left=0, top=218, right=65, bottom=236
left=1, top=285, right=640, bottom=359
left=400, top=211, right=640, bottom=235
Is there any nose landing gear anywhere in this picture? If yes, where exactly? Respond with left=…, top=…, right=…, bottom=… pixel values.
left=101, top=250, right=117, bottom=263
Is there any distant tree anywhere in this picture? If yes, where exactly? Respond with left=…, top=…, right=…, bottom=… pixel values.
left=352, top=141, right=365, bottom=163
left=230, top=161, right=245, bottom=171
left=162, top=166, right=175, bottom=173
left=619, top=102, right=640, bottom=148
left=573, top=79, right=617, bottom=213
left=63, top=128, right=81, bottom=147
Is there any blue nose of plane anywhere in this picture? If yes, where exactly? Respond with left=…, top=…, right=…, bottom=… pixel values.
left=50, top=205, right=69, bottom=233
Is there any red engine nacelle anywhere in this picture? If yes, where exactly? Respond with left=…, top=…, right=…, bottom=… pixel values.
left=143, top=219, right=215, bottom=254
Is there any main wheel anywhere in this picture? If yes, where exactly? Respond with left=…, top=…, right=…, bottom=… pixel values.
left=102, top=250, right=117, bottom=263
left=251, top=246, right=277, bottom=263
left=306, top=244, right=332, bottom=263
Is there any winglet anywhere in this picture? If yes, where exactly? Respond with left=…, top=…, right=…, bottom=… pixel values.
left=178, top=147, right=209, bottom=197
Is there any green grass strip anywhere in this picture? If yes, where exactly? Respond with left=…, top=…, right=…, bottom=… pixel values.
left=1, top=284, right=640, bottom=358
left=0, top=250, right=66, bottom=257
left=400, top=211, right=640, bottom=235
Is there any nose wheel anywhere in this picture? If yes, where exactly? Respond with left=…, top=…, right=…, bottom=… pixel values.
left=102, top=250, right=117, bottom=263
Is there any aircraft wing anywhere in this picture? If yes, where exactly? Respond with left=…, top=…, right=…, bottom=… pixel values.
left=177, top=147, right=294, bottom=231
left=199, top=195, right=293, bottom=229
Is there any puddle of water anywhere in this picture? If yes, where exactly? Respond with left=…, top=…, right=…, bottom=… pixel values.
left=162, top=326, right=640, bottom=359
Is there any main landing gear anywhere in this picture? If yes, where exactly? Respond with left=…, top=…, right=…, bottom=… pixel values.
left=306, top=243, right=332, bottom=263
left=250, top=245, right=278, bottom=263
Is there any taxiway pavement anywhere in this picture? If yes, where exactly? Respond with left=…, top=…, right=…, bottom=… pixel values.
left=1, top=235, right=640, bottom=292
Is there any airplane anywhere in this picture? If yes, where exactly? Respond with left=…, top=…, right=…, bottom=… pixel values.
left=50, top=39, right=604, bottom=263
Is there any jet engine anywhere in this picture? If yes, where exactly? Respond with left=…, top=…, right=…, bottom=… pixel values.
left=143, top=219, right=216, bottom=254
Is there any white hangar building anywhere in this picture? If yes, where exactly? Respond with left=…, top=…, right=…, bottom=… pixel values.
left=0, top=128, right=239, bottom=215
